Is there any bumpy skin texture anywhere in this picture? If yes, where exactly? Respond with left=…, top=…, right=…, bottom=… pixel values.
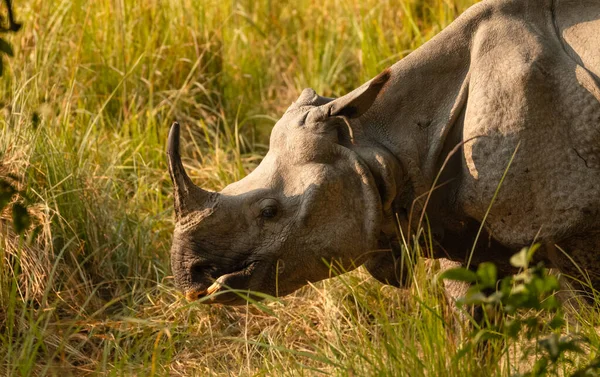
left=168, top=0, right=600, bottom=304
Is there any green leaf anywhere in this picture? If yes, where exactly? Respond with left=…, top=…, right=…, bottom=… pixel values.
left=548, top=313, right=565, bottom=330
left=542, top=276, right=560, bottom=292
left=510, top=247, right=530, bottom=268
left=510, top=245, right=540, bottom=268
left=460, top=291, right=488, bottom=305
left=511, top=283, right=529, bottom=295
left=12, top=203, right=30, bottom=234
left=558, top=340, right=584, bottom=355
left=476, top=262, right=497, bottom=288
left=505, top=319, right=522, bottom=338
left=0, top=38, right=14, bottom=57
left=439, top=267, right=478, bottom=283
left=541, top=296, right=560, bottom=311
left=485, top=291, right=503, bottom=304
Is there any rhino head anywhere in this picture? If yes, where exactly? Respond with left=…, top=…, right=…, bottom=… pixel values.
left=168, top=70, right=403, bottom=305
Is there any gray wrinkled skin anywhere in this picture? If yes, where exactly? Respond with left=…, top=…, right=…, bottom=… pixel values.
left=168, top=0, right=600, bottom=305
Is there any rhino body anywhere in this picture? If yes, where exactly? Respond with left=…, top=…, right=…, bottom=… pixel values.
left=168, top=0, right=600, bottom=305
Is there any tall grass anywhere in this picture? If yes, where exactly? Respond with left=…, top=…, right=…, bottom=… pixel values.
left=1, top=0, right=597, bottom=375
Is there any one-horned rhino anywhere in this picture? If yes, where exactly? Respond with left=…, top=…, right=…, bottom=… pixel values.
left=168, top=0, right=600, bottom=305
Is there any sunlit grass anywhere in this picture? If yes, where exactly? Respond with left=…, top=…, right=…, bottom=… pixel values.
left=1, top=0, right=598, bottom=375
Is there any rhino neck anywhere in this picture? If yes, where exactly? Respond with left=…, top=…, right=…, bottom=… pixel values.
left=350, top=3, right=490, bottom=238
left=358, top=4, right=489, bottom=206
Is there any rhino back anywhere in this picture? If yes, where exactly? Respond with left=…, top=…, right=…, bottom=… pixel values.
left=555, top=0, right=600, bottom=80
left=456, top=0, right=600, bottom=248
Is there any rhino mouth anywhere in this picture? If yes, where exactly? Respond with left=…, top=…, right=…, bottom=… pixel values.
left=185, top=261, right=259, bottom=305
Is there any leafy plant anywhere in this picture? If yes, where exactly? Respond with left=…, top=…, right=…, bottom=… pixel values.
left=0, top=176, right=31, bottom=234
left=0, top=0, right=20, bottom=76
left=441, top=245, right=600, bottom=376
left=0, top=2, right=25, bottom=232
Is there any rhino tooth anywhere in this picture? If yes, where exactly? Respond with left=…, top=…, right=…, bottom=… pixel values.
left=206, top=281, right=222, bottom=295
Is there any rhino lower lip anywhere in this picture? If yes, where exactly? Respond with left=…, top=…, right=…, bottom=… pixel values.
left=185, top=261, right=258, bottom=303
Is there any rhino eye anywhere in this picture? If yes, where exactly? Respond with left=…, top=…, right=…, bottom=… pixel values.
left=260, top=206, right=278, bottom=219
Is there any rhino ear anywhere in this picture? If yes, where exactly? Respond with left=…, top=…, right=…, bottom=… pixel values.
left=325, top=69, right=391, bottom=119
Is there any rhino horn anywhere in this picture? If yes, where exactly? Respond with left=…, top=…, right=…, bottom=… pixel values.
left=167, top=122, right=212, bottom=218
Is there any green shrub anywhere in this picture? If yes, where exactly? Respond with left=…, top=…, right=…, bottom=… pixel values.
left=442, top=246, right=600, bottom=377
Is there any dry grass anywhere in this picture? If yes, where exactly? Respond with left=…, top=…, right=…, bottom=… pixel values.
left=0, top=0, right=599, bottom=375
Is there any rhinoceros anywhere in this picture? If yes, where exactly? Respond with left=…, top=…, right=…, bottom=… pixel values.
left=167, top=0, right=600, bottom=305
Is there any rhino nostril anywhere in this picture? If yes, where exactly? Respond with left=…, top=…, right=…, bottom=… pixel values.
left=190, top=263, right=204, bottom=275
left=189, top=262, right=212, bottom=283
